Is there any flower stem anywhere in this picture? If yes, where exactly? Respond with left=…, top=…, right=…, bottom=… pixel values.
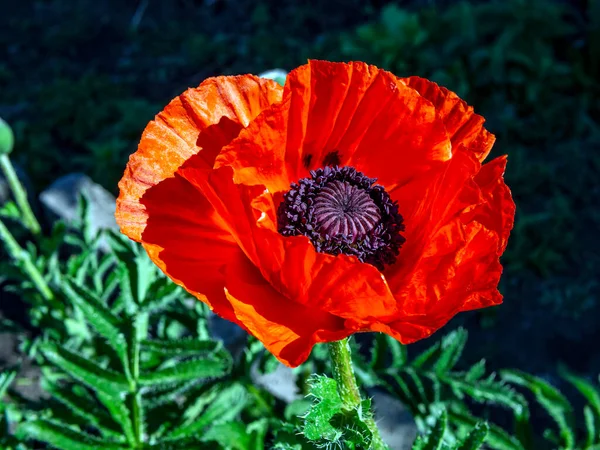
left=0, top=154, right=41, bottom=238
left=328, top=338, right=388, bottom=450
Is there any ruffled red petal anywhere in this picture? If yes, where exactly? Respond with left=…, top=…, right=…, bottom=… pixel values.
left=116, top=75, right=282, bottom=241
left=179, top=162, right=400, bottom=324
left=215, top=60, right=451, bottom=193
left=224, top=251, right=351, bottom=367
left=116, top=75, right=282, bottom=311
left=402, top=76, right=495, bottom=162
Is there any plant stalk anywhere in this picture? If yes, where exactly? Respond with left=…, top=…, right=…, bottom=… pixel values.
left=0, top=154, right=41, bottom=237
left=0, top=217, right=54, bottom=301
left=328, top=338, right=388, bottom=449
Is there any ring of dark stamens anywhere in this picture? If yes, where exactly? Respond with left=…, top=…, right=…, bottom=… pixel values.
left=277, top=166, right=405, bottom=270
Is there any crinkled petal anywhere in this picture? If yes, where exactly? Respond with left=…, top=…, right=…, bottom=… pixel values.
left=116, top=75, right=282, bottom=240
left=402, top=76, right=495, bottom=162
left=140, top=173, right=240, bottom=316
left=215, top=60, right=451, bottom=193
left=179, top=163, right=401, bottom=322
left=116, top=75, right=282, bottom=311
left=224, top=251, right=352, bottom=367
left=383, top=151, right=512, bottom=336
left=471, top=155, right=515, bottom=253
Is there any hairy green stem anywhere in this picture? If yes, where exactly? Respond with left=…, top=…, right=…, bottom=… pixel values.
left=328, top=338, right=388, bottom=450
left=129, top=313, right=148, bottom=447
left=0, top=217, right=54, bottom=302
left=0, top=154, right=41, bottom=237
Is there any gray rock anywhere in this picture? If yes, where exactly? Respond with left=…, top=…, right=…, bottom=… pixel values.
left=251, top=362, right=300, bottom=403
left=370, top=388, right=418, bottom=450
left=39, top=173, right=117, bottom=236
left=208, top=314, right=248, bottom=358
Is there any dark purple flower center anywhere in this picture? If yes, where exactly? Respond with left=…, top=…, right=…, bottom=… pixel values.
left=277, top=166, right=405, bottom=270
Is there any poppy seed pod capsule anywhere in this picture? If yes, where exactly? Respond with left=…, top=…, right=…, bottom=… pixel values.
left=116, top=60, right=515, bottom=367
left=0, top=118, right=14, bottom=155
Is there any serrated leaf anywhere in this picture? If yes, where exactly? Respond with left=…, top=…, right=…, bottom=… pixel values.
left=412, top=342, right=441, bottom=369
left=18, top=420, right=128, bottom=450
left=560, top=369, right=600, bottom=420
left=465, top=360, right=486, bottom=381
left=140, top=338, right=221, bottom=358
left=166, top=383, right=247, bottom=439
left=41, top=343, right=129, bottom=396
left=106, top=231, right=155, bottom=304
left=449, top=409, right=524, bottom=450
left=43, top=381, right=121, bottom=437
left=501, top=370, right=575, bottom=449
left=138, top=356, right=230, bottom=386
left=412, top=409, right=447, bottom=450
left=303, top=376, right=343, bottom=441
left=434, top=328, right=468, bottom=374
left=97, top=391, right=136, bottom=446
left=442, top=373, right=528, bottom=417
left=62, top=279, right=128, bottom=368
left=457, top=422, right=489, bottom=450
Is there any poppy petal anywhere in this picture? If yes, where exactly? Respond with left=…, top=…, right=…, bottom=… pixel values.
left=139, top=173, right=240, bottom=316
left=386, top=147, right=482, bottom=293
left=116, top=75, right=282, bottom=241
left=223, top=250, right=352, bottom=367
left=472, top=155, right=515, bottom=253
left=382, top=152, right=512, bottom=335
left=180, top=162, right=401, bottom=322
left=402, top=76, right=495, bottom=162
left=116, top=75, right=282, bottom=314
left=215, top=60, right=451, bottom=192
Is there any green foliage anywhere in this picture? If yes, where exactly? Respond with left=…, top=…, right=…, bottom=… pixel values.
left=358, top=329, right=527, bottom=449
left=1, top=3, right=600, bottom=447
left=501, top=369, right=600, bottom=450
left=411, top=409, right=489, bottom=450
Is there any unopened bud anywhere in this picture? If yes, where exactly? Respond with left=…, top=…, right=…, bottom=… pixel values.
left=0, top=118, right=14, bottom=155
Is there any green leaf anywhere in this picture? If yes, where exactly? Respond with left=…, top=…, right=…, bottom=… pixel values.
left=465, top=360, right=487, bottom=381
left=43, top=381, right=121, bottom=438
left=62, top=279, right=128, bottom=367
left=434, top=328, right=468, bottom=374
left=41, top=342, right=129, bottom=396
left=143, top=438, right=220, bottom=450
left=412, top=409, right=448, bottom=450
left=138, top=356, right=231, bottom=386
left=18, top=420, right=128, bottom=450
left=501, top=370, right=575, bottom=449
left=442, top=373, right=528, bottom=417
left=449, top=409, right=524, bottom=450
left=201, top=421, right=249, bottom=450
left=457, top=422, right=489, bottom=450
left=371, top=334, right=407, bottom=371
left=560, top=368, right=600, bottom=420
left=97, top=391, right=136, bottom=445
left=166, top=383, right=247, bottom=439
left=584, top=405, right=597, bottom=448
left=303, top=376, right=343, bottom=442
left=106, top=230, right=155, bottom=304
left=412, top=342, right=441, bottom=369
left=140, top=338, right=222, bottom=358
left=0, top=367, right=17, bottom=400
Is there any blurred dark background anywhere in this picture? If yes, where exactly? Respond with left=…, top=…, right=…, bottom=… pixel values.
left=1, top=0, right=599, bottom=378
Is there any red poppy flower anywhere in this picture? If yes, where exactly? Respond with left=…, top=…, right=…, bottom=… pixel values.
left=116, top=60, right=515, bottom=367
